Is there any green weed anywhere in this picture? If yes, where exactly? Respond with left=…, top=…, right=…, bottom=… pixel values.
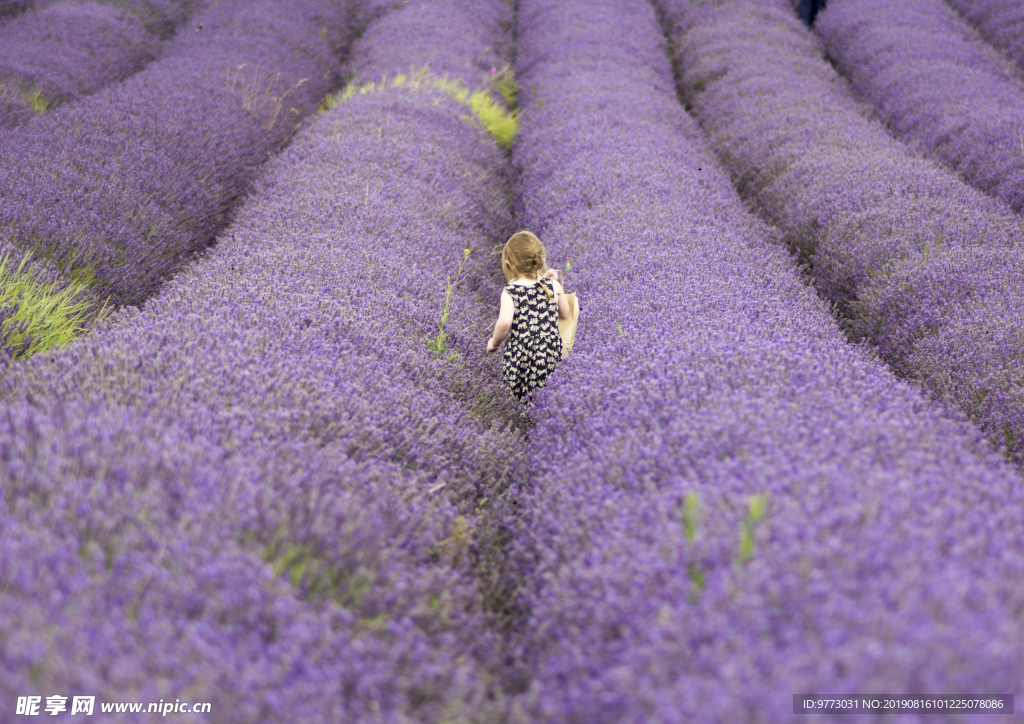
left=0, top=80, right=50, bottom=114
left=490, top=64, right=518, bottom=106
left=322, top=66, right=519, bottom=146
left=468, top=89, right=517, bottom=146
left=0, top=251, right=108, bottom=360
left=687, top=561, right=705, bottom=592
left=23, top=87, right=49, bottom=113
left=263, top=537, right=371, bottom=608
left=425, top=247, right=471, bottom=362
left=681, top=491, right=699, bottom=545
left=681, top=492, right=705, bottom=595
left=736, top=493, right=769, bottom=564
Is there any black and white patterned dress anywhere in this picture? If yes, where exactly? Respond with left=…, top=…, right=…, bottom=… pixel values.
left=503, top=278, right=562, bottom=400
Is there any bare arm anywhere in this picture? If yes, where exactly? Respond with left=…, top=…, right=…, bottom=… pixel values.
left=544, top=269, right=572, bottom=320
left=486, top=289, right=515, bottom=353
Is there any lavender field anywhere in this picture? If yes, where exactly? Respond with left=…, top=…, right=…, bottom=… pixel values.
left=2, top=0, right=1024, bottom=721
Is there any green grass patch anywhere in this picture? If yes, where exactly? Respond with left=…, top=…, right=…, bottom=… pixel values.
left=0, top=80, right=50, bottom=115
left=23, top=87, right=49, bottom=113
left=321, top=66, right=520, bottom=147
left=0, top=251, right=107, bottom=360
left=490, top=64, right=518, bottom=106
left=468, top=89, right=516, bottom=146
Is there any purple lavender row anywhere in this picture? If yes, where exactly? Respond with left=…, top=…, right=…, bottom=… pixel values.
left=0, top=1, right=184, bottom=128
left=814, top=0, right=1024, bottom=213
left=0, top=0, right=205, bottom=128
left=0, top=0, right=359, bottom=310
left=945, top=0, right=1024, bottom=74
left=505, top=0, right=1024, bottom=719
left=0, top=0, right=30, bottom=19
left=35, top=0, right=201, bottom=36
left=0, top=0, right=523, bottom=719
left=656, top=0, right=1024, bottom=466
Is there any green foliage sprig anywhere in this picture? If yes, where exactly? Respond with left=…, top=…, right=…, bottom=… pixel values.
left=737, top=493, right=769, bottom=564
left=0, top=251, right=108, bottom=361
left=426, top=248, right=471, bottom=363
left=681, top=491, right=705, bottom=594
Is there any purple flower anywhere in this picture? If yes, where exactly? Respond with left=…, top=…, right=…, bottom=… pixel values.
left=0, top=0, right=356, bottom=309
left=0, top=0, right=522, bottom=718
left=0, top=0, right=205, bottom=128
left=660, top=0, right=1024, bottom=465
left=815, top=0, right=1024, bottom=213
left=505, top=0, right=1024, bottom=719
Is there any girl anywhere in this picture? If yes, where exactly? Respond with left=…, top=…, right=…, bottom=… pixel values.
left=486, top=230, right=571, bottom=400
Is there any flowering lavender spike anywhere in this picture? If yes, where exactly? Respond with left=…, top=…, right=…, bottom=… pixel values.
left=506, top=0, right=1024, bottom=719
left=814, top=0, right=1024, bottom=213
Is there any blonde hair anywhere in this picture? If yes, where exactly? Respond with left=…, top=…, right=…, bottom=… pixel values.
left=501, top=230, right=552, bottom=301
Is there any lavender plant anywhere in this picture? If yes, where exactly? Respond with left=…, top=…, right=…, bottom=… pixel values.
left=0, top=0, right=525, bottom=719
left=0, top=0, right=359, bottom=310
left=0, top=0, right=31, bottom=19
left=0, top=3, right=158, bottom=127
left=505, top=0, right=1024, bottom=720
left=945, top=0, right=1024, bottom=74
left=657, top=0, right=1024, bottom=466
left=34, top=0, right=205, bottom=37
left=814, top=0, right=1024, bottom=213
left=0, top=0, right=204, bottom=128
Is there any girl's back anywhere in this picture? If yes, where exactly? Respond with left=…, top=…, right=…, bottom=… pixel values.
left=486, top=230, right=571, bottom=401
left=502, top=277, right=562, bottom=399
